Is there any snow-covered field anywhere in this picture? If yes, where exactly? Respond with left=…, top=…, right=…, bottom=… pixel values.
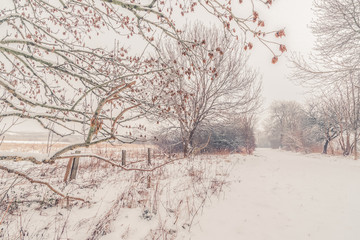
left=1, top=148, right=360, bottom=239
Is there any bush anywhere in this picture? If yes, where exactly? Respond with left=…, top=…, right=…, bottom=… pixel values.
left=154, top=116, right=256, bottom=155
left=196, top=117, right=255, bottom=154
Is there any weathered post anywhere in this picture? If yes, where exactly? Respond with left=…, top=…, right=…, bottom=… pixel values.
left=147, top=148, right=151, bottom=188
left=147, top=175, right=151, bottom=188
left=69, top=150, right=81, bottom=181
left=122, top=150, right=126, bottom=166
left=64, top=158, right=73, bottom=182
left=147, top=148, right=151, bottom=166
left=64, top=150, right=81, bottom=182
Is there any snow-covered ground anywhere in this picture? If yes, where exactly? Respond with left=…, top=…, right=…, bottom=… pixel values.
left=190, top=148, right=360, bottom=240
left=1, top=148, right=360, bottom=239
left=0, top=151, right=234, bottom=239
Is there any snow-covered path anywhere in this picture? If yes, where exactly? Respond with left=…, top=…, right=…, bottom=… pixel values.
left=190, top=148, right=360, bottom=240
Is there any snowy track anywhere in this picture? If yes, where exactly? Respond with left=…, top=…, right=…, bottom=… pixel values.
left=190, top=148, right=360, bottom=240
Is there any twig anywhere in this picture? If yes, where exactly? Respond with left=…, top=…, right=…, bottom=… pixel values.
left=0, top=198, right=13, bottom=227
left=0, top=177, right=18, bottom=205
left=0, top=165, right=85, bottom=202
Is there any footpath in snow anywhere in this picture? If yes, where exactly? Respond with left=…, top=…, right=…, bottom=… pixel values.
left=190, top=148, right=360, bottom=240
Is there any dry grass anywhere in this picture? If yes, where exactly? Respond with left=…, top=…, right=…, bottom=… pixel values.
left=0, top=141, right=156, bottom=156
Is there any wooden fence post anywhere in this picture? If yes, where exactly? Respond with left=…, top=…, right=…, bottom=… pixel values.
left=147, top=148, right=152, bottom=188
left=69, top=150, right=81, bottom=181
left=147, top=175, right=151, bottom=188
left=147, top=148, right=151, bottom=166
left=64, top=158, right=73, bottom=182
left=122, top=150, right=126, bottom=166
left=64, top=150, right=81, bottom=182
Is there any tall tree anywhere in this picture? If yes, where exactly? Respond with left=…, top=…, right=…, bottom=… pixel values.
left=154, top=23, right=261, bottom=157
left=290, top=0, right=360, bottom=158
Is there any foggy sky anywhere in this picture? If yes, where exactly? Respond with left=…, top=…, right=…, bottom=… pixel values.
left=249, top=0, right=315, bottom=128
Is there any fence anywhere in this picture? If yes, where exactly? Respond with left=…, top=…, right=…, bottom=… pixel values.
left=64, top=148, right=155, bottom=187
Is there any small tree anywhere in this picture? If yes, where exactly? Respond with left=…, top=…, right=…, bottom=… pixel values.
left=305, top=100, right=340, bottom=154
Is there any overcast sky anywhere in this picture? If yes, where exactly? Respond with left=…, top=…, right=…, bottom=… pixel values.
left=253, top=0, right=314, bottom=100
left=248, top=0, right=315, bottom=128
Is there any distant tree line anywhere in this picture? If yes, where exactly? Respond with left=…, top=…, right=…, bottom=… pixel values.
left=264, top=97, right=359, bottom=157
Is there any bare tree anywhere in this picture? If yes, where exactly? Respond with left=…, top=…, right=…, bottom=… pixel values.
left=0, top=0, right=166, bottom=163
left=154, top=23, right=261, bottom=157
left=332, top=79, right=360, bottom=156
left=0, top=0, right=284, bottom=162
left=308, top=82, right=360, bottom=156
left=290, top=0, right=360, bottom=158
left=291, top=0, right=360, bottom=83
left=305, top=99, right=340, bottom=154
left=266, top=101, right=298, bottom=149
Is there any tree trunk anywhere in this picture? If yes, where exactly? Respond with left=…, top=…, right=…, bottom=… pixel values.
left=323, top=139, right=329, bottom=154
left=354, top=130, right=358, bottom=160
left=183, top=140, right=189, bottom=158
left=279, top=133, right=283, bottom=149
left=183, top=129, right=196, bottom=157
left=346, top=132, right=351, bottom=156
left=341, top=132, right=351, bottom=156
